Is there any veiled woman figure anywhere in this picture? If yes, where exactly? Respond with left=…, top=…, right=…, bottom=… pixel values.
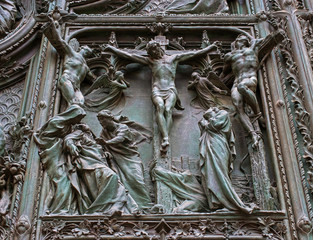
left=34, top=105, right=86, bottom=214
left=199, top=107, right=253, bottom=214
left=64, top=123, right=138, bottom=214
left=34, top=105, right=137, bottom=215
left=97, top=110, right=152, bottom=210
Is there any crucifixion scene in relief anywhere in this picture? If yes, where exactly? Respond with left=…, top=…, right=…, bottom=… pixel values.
left=2, top=0, right=313, bottom=238
left=32, top=6, right=284, bottom=217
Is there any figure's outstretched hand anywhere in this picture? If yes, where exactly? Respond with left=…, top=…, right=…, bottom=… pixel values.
left=96, top=137, right=107, bottom=145
left=42, top=18, right=53, bottom=31
left=103, top=151, right=113, bottom=160
left=42, top=14, right=59, bottom=31
left=68, top=144, right=79, bottom=157
left=102, top=44, right=112, bottom=51
left=212, top=41, right=222, bottom=49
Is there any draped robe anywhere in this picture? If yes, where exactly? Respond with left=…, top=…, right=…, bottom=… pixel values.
left=165, top=0, right=229, bottom=14
left=34, top=105, right=137, bottom=214
left=100, top=121, right=152, bottom=209
left=199, top=109, right=252, bottom=214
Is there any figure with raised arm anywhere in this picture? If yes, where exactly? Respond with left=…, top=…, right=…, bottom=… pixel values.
left=222, top=32, right=283, bottom=149
left=34, top=105, right=139, bottom=215
left=43, top=16, right=97, bottom=106
left=104, top=41, right=218, bottom=151
left=97, top=110, right=152, bottom=211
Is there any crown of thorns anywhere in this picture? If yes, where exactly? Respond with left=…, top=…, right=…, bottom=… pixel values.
left=146, top=40, right=161, bottom=49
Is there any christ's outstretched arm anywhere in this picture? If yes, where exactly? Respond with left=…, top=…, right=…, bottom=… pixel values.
left=104, top=44, right=149, bottom=65
left=174, top=42, right=218, bottom=62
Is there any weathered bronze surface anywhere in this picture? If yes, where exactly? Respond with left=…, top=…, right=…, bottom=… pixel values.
left=1, top=0, right=313, bottom=239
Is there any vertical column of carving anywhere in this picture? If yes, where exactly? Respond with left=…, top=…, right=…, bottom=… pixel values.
left=265, top=10, right=313, bottom=230
left=48, top=57, right=60, bottom=117
left=0, top=81, right=26, bottom=239
left=298, top=16, right=313, bottom=77
left=29, top=163, right=43, bottom=240
left=14, top=34, right=60, bottom=240
left=267, top=16, right=313, bottom=236
left=261, top=63, right=299, bottom=239
left=14, top=37, right=48, bottom=240
left=274, top=41, right=313, bottom=236
left=278, top=17, right=313, bottom=215
left=296, top=16, right=313, bottom=212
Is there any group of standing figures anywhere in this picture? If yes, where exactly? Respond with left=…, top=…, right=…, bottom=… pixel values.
left=34, top=104, right=255, bottom=215
left=35, top=16, right=284, bottom=215
left=34, top=105, right=153, bottom=214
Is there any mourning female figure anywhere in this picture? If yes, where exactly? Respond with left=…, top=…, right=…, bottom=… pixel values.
left=34, top=105, right=137, bottom=215
left=97, top=110, right=152, bottom=210
left=199, top=107, right=254, bottom=214
left=63, top=123, right=137, bottom=214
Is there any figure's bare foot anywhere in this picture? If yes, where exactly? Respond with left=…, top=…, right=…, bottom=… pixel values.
left=131, top=208, right=143, bottom=216
left=214, top=208, right=230, bottom=213
left=160, top=138, right=169, bottom=155
left=243, top=203, right=259, bottom=214
left=150, top=204, right=165, bottom=214
left=251, top=132, right=260, bottom=149
left=161, top=137, right=169, bottom=149
left=107, top=209, right=122, bottom=217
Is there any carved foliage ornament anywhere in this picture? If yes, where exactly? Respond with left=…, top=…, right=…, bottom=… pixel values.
left=17, top=4, right=311, bottom=239
left=41, top=217, right=286, bottom=240
left=275, top=17, right=313, bottom=206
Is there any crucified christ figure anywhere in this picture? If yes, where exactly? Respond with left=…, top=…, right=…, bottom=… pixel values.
left=104, top=40, right=218, bottom=151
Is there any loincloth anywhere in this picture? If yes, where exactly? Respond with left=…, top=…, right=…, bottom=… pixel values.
left=232, top=76, right=257, bottom=89
left=61, top=72, right=80, bottom=91
left=152, top=87, right=184, bottom=110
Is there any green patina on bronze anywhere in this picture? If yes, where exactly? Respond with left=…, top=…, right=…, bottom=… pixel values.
left=1, top=0, right=313, bottom=239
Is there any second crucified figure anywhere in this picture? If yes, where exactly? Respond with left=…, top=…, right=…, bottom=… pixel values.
left=104, top=41, right=218, bottom=151
left=222, top=32, right=283, bottom=149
